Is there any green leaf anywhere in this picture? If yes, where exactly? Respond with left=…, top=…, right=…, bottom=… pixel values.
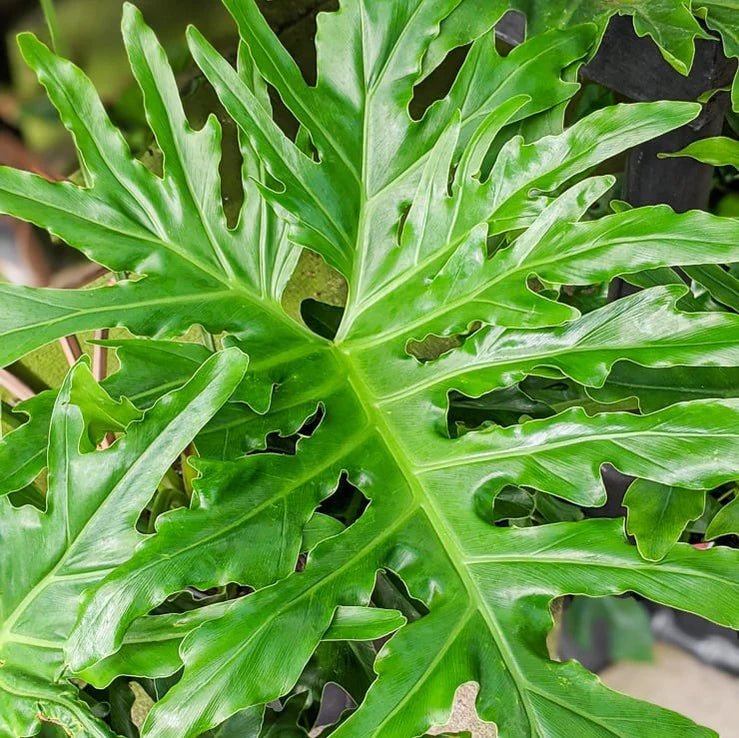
left=682, top=264, right=739, bottom=312
left=589, top=362, right=739, bottom=412
left=0, top=392, right=55, bottom=496
left=0, top=357, right=144, bottom=498
left=693, top=2, right=739, bottom=110
left=78, top=603, right=236, bottom=689
left=323, top=606, right=407, bottom=642
left=440, top=0, right=709, bottom=74
left=108, top=680, right=141, bottom=738
left=0, top=336, right=296, bottom=499
left=621, top=266, right=705, bottom=313
left=705, top=495, right=739, bottom=540
left=0, top=3, right=738, bottom=737
left=440, top=1, right=739, bottom=110
left=659, top=136, right=739, bottom=168
left=136, top=519, right=737, bottom=738
left=0, top=5, right=300, bottom=383
left=0, top=349, right=247, bottom=736
left=624, top=480, right=706, bottom=561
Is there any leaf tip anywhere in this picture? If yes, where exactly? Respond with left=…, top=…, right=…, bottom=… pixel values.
left=16, top=31, right=47, bottom=63
left=185, top=23, right=209, bottom=56
left=121, top=1, right=147, bottom=40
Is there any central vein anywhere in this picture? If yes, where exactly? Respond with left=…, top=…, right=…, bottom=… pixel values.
left=335, top=344, right=541, bottom=729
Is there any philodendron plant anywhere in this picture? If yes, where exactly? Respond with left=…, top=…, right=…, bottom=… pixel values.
left=0, top=1, right=738, bottom=736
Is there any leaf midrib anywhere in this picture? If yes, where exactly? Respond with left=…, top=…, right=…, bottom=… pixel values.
left=337, top=346, right=544, bottom=733
left=374, top=338, right=739, bottom=405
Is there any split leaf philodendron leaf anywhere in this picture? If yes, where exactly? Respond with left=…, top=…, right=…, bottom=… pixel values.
left=0, top=1, right=738, bottom=737
left=0, top=348, right=247, bottom=737
left=624, top=480, right=707, bottom=561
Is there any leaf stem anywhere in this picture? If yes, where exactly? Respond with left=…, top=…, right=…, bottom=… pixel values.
left=59, top=335, right=82, bottom=367
left=716, top=487, right=737, bottom=504
left=38, top=0, right=67, bottom=57
left=0, top=368, right=36, bottom=401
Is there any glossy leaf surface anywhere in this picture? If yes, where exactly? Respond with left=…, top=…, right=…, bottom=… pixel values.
left=624, top=480, right=706, bottom=561
left=0, top=2, right=737, bottom=737
left=0, top=350, right=247, bottom=736
left=661, top=136, right=739, bottom=168
left=705, top=495, right=739, bottom=540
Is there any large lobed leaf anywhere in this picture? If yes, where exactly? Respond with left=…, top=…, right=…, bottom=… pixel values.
left=0, top=349, right=247, bottom=737
left=0, top=1, right=738, bottom=737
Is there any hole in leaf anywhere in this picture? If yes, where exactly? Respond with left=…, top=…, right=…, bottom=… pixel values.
left=561, top=594, right=653, bottom=668
left=182, top=66, right=249, bottom=228
left=534, top=492, right=584, bottom=524
left=149, top=582, right=253, bottom=617
left=295, top=126, right=321, bottom=161
left=250, top=405, right=325, bottom=457
left=395, top=201, right=412, bottom=247
left=559, top=282, right=610, bottom=314
left=7, top=484, right=45, bottom=510
left=410, top=44, right=470, bottom=121
left=474, top=482, right=583, bottom=528
left=474, top=483, right=534, bottom=527
left=406, top=323, right=481, bottom=363
left=491, top=486, right=536, bottom=525
left=266, top=83, right=302, bottom=141
left=265, top=0, right=338, bottom=87
left=135, top=468, right=190, bottom=534
left=289, top=641, right=370, bottom=734
left=311, top=682, right=357, bottom=735
left=7, top=464, right=48, bottom=511
left=448, top=385, right=555, bottom=436
left=282, top=251, right=348, bottom=330
left=34, top=723, right=75, bottom=738
left=316, top=473, right=369, bottom=527
left=428, top=681, right=494, bottom=737
left=300, top=298, right=345, bottom=340
left=372, top=569, right=429, bottom=621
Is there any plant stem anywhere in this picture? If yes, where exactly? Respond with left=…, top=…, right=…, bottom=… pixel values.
left=59, top=335, right=82, bottom=367
left=201, top=326, right=216, bottom=352
left=0, top=369, right=36, bottom=401
left=716, top=487, right=737, bottom=504
left=39, top=0, right=67, bottom=57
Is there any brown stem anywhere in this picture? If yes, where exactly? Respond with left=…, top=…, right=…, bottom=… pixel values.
left=59, top=335, right=83, bottom=367
left=93, top=329, right=109, bottom=381
left=0, top=369, right=36, bottom=401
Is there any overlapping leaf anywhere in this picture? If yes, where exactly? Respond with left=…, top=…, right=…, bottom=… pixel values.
left=434, top=0, right=739, bottom=108
left=0, top=338, right=276, bottom=498
left=0, top=349, right=247, bottom=737
left=0, top=2, right=738, bottom=737
left=624, top=480, right=707, bottom=561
